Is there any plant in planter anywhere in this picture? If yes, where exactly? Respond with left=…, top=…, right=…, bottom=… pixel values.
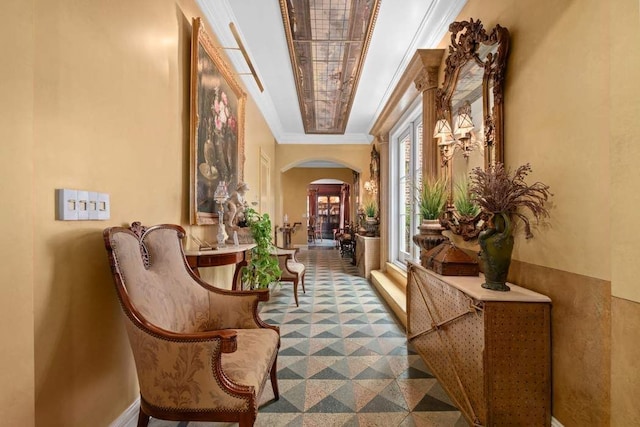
left=442, top=177, right=483, bottom=241
left=362, top=199, right=378, bottom=236
left=469, top=162, right=552, bottom=291
left=363, top=199, right=377, bottom=219
left=413, top=178, right=449, bottom=263
left=417, top=178, right=447, bottom=221
left=454, top=178, right=481, bottom=218
left=241, top=207, right=281, bottom=289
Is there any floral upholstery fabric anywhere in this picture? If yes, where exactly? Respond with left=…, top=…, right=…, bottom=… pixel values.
left=107, top=225, right=280, bottom=413
left=125, top=317, right=279, bottom=411
left=222, top=329, right=279, bottom=397
left=111, top=230, right=212, bottom=333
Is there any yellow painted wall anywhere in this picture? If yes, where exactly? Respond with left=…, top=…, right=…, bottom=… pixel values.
left=0, top=0, right=277, bottom=425
left=281, top=168, right=355, bottom=246
left=609, top=0, right=640, bottom=424
left=274, top=143, right=371, bottom=227
left=610, top=0, right=640, bottom=302
left=440, top=0, right=639, bottom=424
left=0, top=1, right=35, bottom=425
left=449, top=0, right=610, bottom=281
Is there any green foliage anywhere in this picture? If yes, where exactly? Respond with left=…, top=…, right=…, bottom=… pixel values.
left=454, top=177, right=480, bottom=217
left=363, top=199, right=377, bottom=218
left=417, top=178, right=447, bottom=220
left=241, top=207, right=281, bottom=289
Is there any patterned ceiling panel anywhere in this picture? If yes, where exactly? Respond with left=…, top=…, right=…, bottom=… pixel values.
left=280, top=0, right=381, bottom=134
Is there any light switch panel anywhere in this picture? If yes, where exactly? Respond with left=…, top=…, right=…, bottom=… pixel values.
left=77, top=190, right=89, bottom=220
left=98, top=193, right=110, bottom=220
left=88, top=192, right=99, bottom=220
left=56, top=188, right=78, bottom=220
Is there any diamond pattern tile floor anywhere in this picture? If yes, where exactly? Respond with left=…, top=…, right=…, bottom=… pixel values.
left=149, top=248, right=466, bottom=427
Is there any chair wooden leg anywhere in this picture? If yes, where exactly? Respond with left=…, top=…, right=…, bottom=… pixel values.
left=301, top=274, right=306, bottom=293
left=239, top=412, right=256, bottom=427
left=293, top=279, right=299, bottom=307
left=137, top=408, right=150, bottom=427
left=270, top=354, right=280, bottom=400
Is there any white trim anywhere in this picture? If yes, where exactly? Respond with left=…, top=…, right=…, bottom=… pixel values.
left=552, top=416, right=564, bottom=427
left=388, top=96, right=423, bottom=266
left=109, top=397, right=139, bottom=427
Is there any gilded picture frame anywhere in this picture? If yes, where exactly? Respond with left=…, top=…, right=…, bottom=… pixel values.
left=190, top=17, right=246, bottom=225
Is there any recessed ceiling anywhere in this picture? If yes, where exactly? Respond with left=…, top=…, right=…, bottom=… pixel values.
left=196, top=0, right=467, bottom=144
left=280, top=0, right=380, bottom=134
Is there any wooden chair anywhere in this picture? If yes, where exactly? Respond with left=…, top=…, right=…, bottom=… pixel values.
left=272, top=247, right=306, bottom=306
left=103, top=222, right=280, bottom=427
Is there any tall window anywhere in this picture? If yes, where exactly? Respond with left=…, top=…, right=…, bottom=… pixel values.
left=389, top=103, right=422, bottom=267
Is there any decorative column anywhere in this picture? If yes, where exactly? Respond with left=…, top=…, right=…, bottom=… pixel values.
left=414, top=49, right=445, bottom=183
left=377, top=134, right=389, bottom=270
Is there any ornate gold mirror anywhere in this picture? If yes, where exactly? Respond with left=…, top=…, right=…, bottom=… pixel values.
left=435, top=19, right=510, bottom=239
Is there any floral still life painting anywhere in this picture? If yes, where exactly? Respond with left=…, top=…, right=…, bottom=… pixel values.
left=190, top=17, right=246, bottom=225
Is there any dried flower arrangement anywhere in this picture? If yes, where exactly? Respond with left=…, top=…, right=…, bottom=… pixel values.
left=469, top=163, right=552, bottom=238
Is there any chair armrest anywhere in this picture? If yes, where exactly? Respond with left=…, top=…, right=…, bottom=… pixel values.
left=205, top=288, right=275, bottom=330
left=123, top=317, right=255, bottom=410
left=274, top=246, right=299, bottom=262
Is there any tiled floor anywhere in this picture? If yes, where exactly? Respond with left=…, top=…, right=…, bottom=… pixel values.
left=150, top=248, right=465, bottom=427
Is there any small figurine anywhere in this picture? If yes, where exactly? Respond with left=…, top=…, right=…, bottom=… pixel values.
left=224, top=182, right=250, bottom=228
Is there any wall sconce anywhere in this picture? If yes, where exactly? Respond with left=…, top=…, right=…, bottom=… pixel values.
left=364, top=179, right=378, bottom=195
left=433, top=100, right=478, bottom=165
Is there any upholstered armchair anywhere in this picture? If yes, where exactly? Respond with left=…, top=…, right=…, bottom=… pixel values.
left=103, top=222, right=280, bottom=427
left=272, top=247, right=306, bottom=306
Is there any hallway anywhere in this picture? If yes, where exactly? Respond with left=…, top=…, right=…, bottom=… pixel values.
left=151, top=248, right=464, bottom=426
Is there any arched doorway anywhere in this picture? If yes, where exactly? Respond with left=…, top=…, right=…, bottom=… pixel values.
left=307, top=179, right=351, bottom=241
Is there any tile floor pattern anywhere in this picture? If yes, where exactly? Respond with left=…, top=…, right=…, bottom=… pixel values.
left=150, top=248, right=466, bottom=427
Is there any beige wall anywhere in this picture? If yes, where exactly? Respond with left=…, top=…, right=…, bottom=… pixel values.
left=609, top=0, right=640, bottom=424
left=450, top=0, right=610, bottom=281
left=0, top=0, right=277, bottom=425
left=281, top=168, right=355, bottom=246
left=432, top=0, right=638, bottom=425
left=274, top=143, right=370, bottom=232
left=0, top=1, right=35, bottom=425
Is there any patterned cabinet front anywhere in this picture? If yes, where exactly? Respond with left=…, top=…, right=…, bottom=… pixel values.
left=407, top=263, right=551, bottom=426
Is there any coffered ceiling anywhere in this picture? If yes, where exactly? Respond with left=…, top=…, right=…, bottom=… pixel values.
left=196, top=0, right=466, bottom=144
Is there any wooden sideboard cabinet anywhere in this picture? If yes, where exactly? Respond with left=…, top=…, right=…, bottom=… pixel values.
left=407, top=262, right=551, bottom=426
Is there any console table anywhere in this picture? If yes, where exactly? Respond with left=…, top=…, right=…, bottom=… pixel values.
left=407, top=262, right=551, bottom=426
left=184, top=243, right=255, bottom=290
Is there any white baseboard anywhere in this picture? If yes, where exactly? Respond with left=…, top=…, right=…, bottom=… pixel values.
left=110, top=397, right=139, bottom=427
left=552, top=416, right=564, bottom=427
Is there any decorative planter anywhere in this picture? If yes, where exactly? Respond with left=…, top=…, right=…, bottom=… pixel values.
left=364, top=217, right=378, bottom=237
left=412, top=219, right=449, bottom=268
left=478, top=212, right=514, bottom=291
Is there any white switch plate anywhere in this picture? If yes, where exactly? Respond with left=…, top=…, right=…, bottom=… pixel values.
left=77, top=190, right=89, bottom=220
left=56, top=188, right=78, bottom=220
left=98, top=193, right=110, bottom=220
left=88, top=192, right=99, bottom=220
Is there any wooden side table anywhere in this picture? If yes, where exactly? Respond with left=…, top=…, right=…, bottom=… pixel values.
left=184, top=243, right=256, bottom=290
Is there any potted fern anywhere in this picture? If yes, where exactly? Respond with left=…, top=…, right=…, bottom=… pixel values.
left=442, top=177, right=483, bottom=241
left=362, top=199, right=378, bottom=236
left=241, top=207, right=282, bottom=289
left=363, top=199, right=377, bottom=220
left=469, top=163, right=552, bottom=291
left=413, top=178, right=448, bottom=257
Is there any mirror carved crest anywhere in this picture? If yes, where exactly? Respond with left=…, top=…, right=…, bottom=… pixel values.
left=435, top=19, right=510, bottom=240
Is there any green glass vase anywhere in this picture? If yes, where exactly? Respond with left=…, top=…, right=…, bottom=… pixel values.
left=478, top=212, right=514, bottom=291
